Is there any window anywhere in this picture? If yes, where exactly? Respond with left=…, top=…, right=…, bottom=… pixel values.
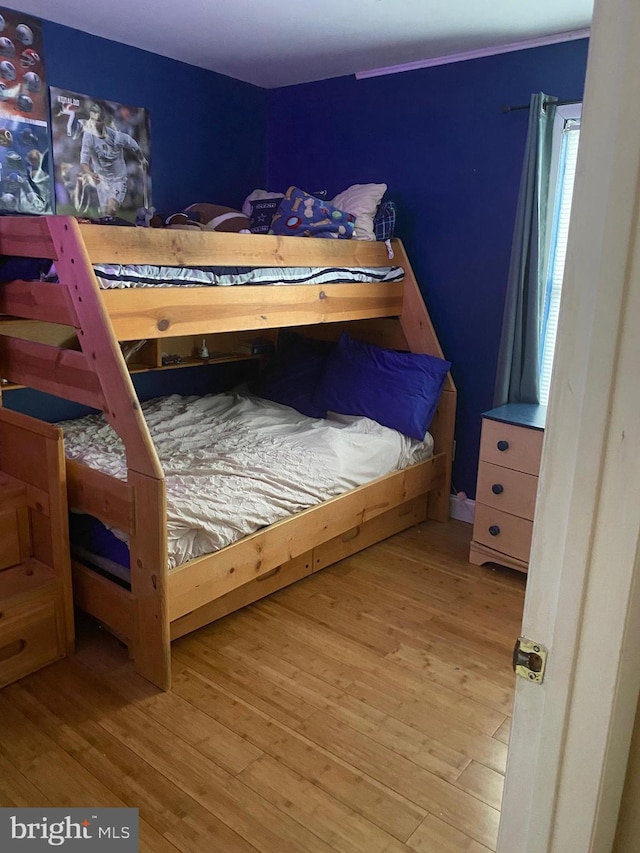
left=539, top=104, right=582, bottom=406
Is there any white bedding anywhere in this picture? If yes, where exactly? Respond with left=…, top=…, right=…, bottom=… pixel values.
left=92, top=264, right=405, bottom=289
left=60, top=391, right=433, bottom=570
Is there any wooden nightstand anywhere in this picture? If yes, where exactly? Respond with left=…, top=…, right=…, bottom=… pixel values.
left=469, top=403, right=546, bottom=573
left=0, top=409, right=74, bottom=688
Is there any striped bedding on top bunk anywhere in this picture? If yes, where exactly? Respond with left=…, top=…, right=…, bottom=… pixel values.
left=91, top=264, right=405, bottom=289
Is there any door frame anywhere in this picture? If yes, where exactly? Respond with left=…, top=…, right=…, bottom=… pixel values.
left=498, top=1, right=640, bottom=850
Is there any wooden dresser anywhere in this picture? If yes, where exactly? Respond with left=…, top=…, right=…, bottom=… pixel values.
left=0, top=408, right=74, bottom=688
left=469, top=403, right=546, bottom=573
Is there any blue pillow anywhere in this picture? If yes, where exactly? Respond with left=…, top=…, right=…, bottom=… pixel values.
left=270, top=186, right=355, bottom=239
left=313, top=332, right=451, bottom=440
left=257, top=329, right=334, bottom=418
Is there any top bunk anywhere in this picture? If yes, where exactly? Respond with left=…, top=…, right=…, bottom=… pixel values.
left=0, top=215, right=455, bottom=484
left=0, top=215, right=412, bottom=341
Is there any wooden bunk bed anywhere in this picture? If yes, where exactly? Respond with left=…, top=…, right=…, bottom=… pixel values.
left=0, top=215, right=456, bottom=689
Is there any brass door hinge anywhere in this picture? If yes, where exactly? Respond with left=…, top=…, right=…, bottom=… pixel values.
left=513, top=637, right=548, bottom=683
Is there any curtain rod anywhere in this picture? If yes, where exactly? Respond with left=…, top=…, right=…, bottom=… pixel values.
left=502, top=98, right=581, bottom=113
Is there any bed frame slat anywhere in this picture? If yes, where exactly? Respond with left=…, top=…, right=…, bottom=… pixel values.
left=0, top=337, right=105, bottom=410
left=0, top=280, right=78, bottom=327
left=66, top=460, right=132, bottom=533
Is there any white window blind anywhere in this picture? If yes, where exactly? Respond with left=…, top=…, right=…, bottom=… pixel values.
left=539, top=121, right=580, bottom=406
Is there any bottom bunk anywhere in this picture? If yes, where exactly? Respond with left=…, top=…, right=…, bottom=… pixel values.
left=1, top=314, right=455, bottom=689
left=62, top=385, right=449, bottom=688
left=62, top=388, right=437, bottom=572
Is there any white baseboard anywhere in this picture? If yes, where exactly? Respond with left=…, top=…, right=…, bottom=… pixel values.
left=449, top=494, right=476, bottom=524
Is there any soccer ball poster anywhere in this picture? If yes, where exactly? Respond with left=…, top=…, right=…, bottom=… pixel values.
left=0, top=8, right=53, bottom=214
left=50, top=88, right=152, bottom=222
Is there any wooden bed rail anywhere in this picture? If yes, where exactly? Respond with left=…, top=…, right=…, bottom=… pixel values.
left=78, top=224, right=390, bottom=267
left=101, top=281, right=404, bottom=340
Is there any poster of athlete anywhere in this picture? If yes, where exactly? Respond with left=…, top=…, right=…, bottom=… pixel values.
left=0, top=8, right=53, bottom=214
left=50, top=87, right=151, bottom=222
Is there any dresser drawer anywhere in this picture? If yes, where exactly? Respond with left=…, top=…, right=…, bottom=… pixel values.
left=476, top=461, right=539, bottom=521
left=0, top=597, right=64, bottom=687
left=480, top=418, right=543, bottom=475
left=473, top=504, right=534, bottom=564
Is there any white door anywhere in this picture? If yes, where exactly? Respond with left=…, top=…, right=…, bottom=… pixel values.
left=498, top=1, right=640, bottom=850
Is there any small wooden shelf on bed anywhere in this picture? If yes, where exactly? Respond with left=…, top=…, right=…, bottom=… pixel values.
left=122, top=331, right=271, bottom=374
left=0, top=216, right=456, bottom=690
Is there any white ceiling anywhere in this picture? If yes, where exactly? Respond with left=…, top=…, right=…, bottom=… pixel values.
left=15, top=0, right=593, bottom=89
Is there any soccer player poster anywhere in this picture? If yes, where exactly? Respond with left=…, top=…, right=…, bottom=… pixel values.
left=0, top=7, right=53, bottom=214
left=50, top=88, right=152, bottom=223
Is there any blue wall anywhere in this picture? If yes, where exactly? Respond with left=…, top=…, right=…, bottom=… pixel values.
left=4, top=16, right=589, bottom=497
left=266, top=40, right=589, bottom=496
left=3, top=16, right=268, bottom=422
left=41, top=20, right=267, bottom=214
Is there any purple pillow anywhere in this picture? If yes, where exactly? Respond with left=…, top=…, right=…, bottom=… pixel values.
left=257, top=329, right=334, bottom=418
left=313, top=332, right=451, bottom=439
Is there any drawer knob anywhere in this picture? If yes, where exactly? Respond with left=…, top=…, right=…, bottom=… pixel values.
left=497, top=440, right=509, bottom=452
left=492, top=483, right=504, bottom=495
left=489, top=525, right=501, bottom=536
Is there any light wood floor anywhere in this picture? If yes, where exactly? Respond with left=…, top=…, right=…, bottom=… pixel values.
left=0, top=519, right=526, bottom=852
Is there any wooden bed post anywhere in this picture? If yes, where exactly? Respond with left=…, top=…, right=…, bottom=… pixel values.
left=393, top=242, right=457, bottom=522
left=129, top=471, right=170, bottom=689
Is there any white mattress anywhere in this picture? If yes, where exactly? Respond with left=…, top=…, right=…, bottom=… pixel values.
left=60, top=391, right=433, bottom=570
left=92, top=264, right=405, bottom=289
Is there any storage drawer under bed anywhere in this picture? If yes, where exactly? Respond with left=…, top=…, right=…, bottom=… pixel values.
left=0, top=595, right=65, bottom=687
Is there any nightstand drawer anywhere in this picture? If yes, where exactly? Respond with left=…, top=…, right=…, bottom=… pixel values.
left=0, top=598, right=64, bottom=687
left=476, top=462, right=539, bottom=520
left=473, top=504, right=534, bottom=564
left=480, top=418, right=543, bottom=475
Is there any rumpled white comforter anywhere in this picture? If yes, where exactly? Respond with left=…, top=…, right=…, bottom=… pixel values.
left=60, top=392, right=433, bottom=569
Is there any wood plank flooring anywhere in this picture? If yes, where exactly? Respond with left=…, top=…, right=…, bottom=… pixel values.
left=0, top=519, right=526, bottom=852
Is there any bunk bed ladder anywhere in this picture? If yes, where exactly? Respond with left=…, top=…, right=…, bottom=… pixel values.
left=0, top=216, right=171, bottom=689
